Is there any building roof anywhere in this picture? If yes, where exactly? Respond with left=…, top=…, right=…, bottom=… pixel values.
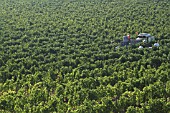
left=138, top=33, right=151, bottom=37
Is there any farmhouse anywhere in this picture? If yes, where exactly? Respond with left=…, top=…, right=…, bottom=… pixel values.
left=136, top=33, right=155, bottom=43
left=121, top=33, right=155, bottom=47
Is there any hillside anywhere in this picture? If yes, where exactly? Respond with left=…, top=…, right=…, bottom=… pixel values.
left=0, top=0, right=170, bottom=112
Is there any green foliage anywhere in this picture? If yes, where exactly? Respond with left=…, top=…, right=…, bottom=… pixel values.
left=0, top=0, right=170, bottom=112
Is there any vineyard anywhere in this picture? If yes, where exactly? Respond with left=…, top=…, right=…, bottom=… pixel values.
left=0, top=0, right=170, bottom=112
